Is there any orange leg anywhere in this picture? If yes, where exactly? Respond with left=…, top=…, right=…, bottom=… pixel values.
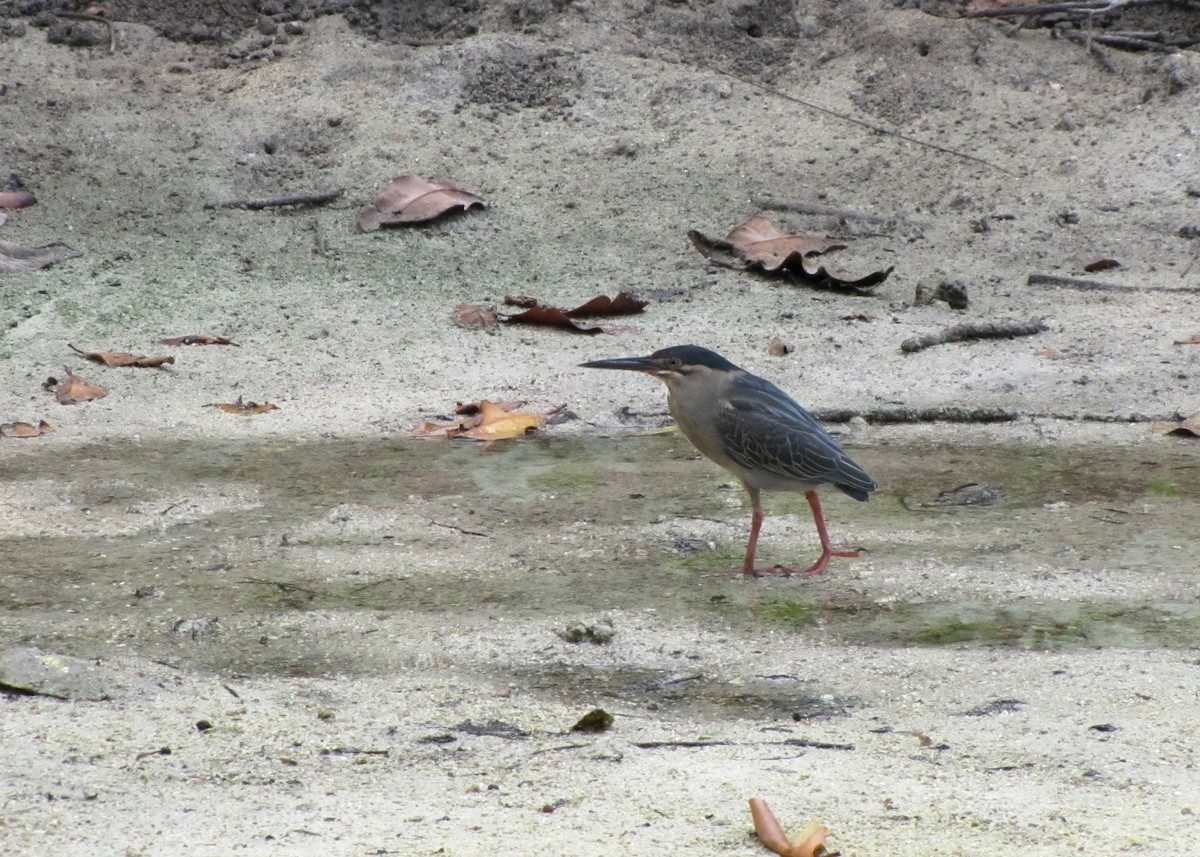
left=737, top=487, right=861, bottom=576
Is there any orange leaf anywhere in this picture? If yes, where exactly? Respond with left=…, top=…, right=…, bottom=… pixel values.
left=0, top=419, right=53, bottom=438
left=207, top=396, right=279, bottom=415
left=460, top=400, right=545, bottom=440
left=748, top=799, right=835, bottom=857
left=69, top=343, right=174, bottom=368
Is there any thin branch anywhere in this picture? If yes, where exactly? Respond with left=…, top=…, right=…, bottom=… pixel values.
left=204, top=190, right=344, bottom=210
left=1028, top=273, right=1200, bottom=293
left=56, top=12, right=117, bottom=54
left=901, top=318, right=1048, bottom=353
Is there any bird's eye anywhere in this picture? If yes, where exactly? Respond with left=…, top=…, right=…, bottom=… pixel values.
left=666, top=358, right=681, bottom=368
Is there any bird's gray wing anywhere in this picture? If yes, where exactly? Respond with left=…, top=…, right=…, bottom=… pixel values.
left=718, top=372, right=877, bottom=498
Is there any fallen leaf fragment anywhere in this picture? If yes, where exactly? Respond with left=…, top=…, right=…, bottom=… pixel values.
left=1035, top=346, right=1064, bottom=359
left=1174, top=334, right=1200, bottom=346
left=0, top=190, right=37, bottom=209
left=69, top=343, right=175, bottom=368
left=768, top=336, right=791, bottom=356
left=45, top=368, right=107, bottom=405
left=1083, top=258, right=1120, bottom=273
left=160, top=334, right=241, bottom=347
left=207, top=396, right=279, bottom=415
left=455, top=303, right=499, bottom=329
left=690, top=216, right=891, bottom=294
left=749, top=799, right=836, bottom=857
left=0, top=240, right=81, bottom=273
left=500, top=292, right=648, bottom=334
left=0, top=419, right=53, bottom=438
left=1152, top=412, right=1200, bottom=437
left=358, top=173, right=485, bottom=231
left=412, top=400, right=564, bottom=441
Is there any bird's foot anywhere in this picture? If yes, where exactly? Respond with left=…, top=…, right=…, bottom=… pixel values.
left=737, top=548, right=864, bottom=577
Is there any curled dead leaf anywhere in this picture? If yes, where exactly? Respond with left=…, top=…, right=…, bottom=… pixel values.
left=0, top=240, right=81, bottom=273
left=0, top=419, right=54, bottom=438
left=69, top=343, right=175, bottom=368
left=1152, top=412, right=1200, bottom=437
left=160, top=334, right=241, bottom=347
left=455, top=303, right=499, bottom=329
left=358, top=173, right=485, bottom=231
left=689, top=216, right=891, bottom=294
left=1083, top=258, right=1120, bottom=273
left=500, top=292, right=648, bottom=334
left=749, top=798, right=836, bottom=857
left=207, top=396, right=279, bottom=415
left=45, top=368, right=107, bottom=405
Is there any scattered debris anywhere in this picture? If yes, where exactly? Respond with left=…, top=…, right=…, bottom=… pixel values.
left=69, top=343, right=174, bottom=368
left=914, top=279, right=969, bottom=309
left=901, top=317, right=1048, bottom=353
left=453, top=719, right=530, bottom=739
left=689, top=215, right=892, bottom=294
left=358, top=174, right=485, bottom=231
left=160, top=334, right=240, bottom=347
left=931, top=483, right=1003, bottom=506
left=1083, top=258, right=1120, bottom=272
left=44, top=368, right=107, bottom=405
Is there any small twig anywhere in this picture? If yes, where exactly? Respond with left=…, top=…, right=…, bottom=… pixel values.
left=632, top=740, right=733, bottom=749
left=1028, top=273, right=1200, bottom=293
left=1055, top=27, right=1121, bottom=70
left=901, top=318, right=1048, bottom=353
left=56, top=12, right=116, bottom=54
left=204, top=190, right=344, bottom=210
left=963, top=0, right=1177, bottom=17
left=430, top=520, right=490, bottom=538
left=749, top=195, right=896, bottom=224
left=320, top=747, right=390, bottom=757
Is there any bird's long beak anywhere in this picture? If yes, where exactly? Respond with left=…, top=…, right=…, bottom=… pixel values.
left=579, top=355, right=661, bottom=374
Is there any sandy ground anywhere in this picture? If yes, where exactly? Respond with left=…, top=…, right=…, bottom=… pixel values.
left=2, top=1, right=1199, bottom=855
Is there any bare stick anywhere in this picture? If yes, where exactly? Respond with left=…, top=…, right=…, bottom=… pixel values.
left=963, top=0, right=1183, bottom=17
left=1028, top=273, right=1200, bottom=293
left=750, top=195, right=895, bottom=223
left=204, top=190, right=344, bottom=210
left=901, top=318, right=1048, bottom=353
left=56, top=12, right=117, bottom=54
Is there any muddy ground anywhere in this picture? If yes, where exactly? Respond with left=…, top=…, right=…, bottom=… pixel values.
left=1, top=1, right=1199, bottom=855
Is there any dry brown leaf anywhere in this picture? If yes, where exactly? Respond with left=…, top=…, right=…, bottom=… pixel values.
left=358, top=174, right=485, bottom=231
left=689, top=217, right=891, bottom=294
left=1083, top=258, right=1120, bottom=273
left=0, top=419, right=53, bottom=438
left=160, top=334, right=241, bottom=347
left=0, top=191, right=37, bottom=209
left=208, top=396, right=280, bottom=415
left=768, top=336, right=791, bottom=356
left=727, top=216, right=845, bottom=270
left=455, top=303, right=499, bottom=329
left=1174, top=334, right=1200, bottom=345
left=500, top=292, right=647, bottom=334
left=1152, top=412, right=1200, bottom=437
left=503, top=294, right=540, bottom=309
left=748, top=799, right=836, bottom=857
left=0, top=240, right=81, bottom=273
left=46, top=368, right=107, bottom=405
left=69, top=343, right=175, bottom=368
